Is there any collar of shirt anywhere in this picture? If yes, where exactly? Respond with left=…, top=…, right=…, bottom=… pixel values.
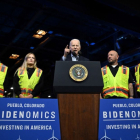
left=71, top=53, right=79, bottom=58
left=71, top=53, right=79, bottom=61
left=112, top=65, right=117, bottom=68
left=108, top=63, right=121, bottom=68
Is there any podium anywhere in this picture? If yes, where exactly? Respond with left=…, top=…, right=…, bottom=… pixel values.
left=53, top=61, right=103, bottom=140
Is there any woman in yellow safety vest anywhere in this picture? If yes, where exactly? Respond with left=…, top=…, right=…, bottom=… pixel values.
left=13, top=53, right=43, bottom=98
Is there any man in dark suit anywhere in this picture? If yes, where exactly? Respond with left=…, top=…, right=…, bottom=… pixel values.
left=61, top=39, right=89, bottom=61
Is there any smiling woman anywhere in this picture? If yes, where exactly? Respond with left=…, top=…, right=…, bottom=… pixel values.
left=13, top=53, right=44, bottom=99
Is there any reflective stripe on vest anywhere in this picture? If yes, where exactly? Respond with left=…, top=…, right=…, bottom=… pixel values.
left=102, top=65, right=107, bottom=76
left=0, top=88, right=4, bottom=96
left=0, top=64, right=6, bottom=73
left=102, top=65, right=127, bottom=76
left=28, top=89, right=32, bottom=94
left=103, top=87, right=128, bottom=98
left=19, top=68, right=25, bottom=75
left=122, top=65, right=127, bottom=74
left=36, top=68, right=42, bottom=77
left=21, top=88, right=33, bottom=95
left=20, top=88, right=40, bottom=98
left=18, top=68, right=42, bottom=77
left=136, top=84, right=139, bottom=90
left=103, top=87, right=115, bottom=95
left=21, top=88, right=26, bottom=95
left=116, top=87, right=128, bottom=94
left=135, top=65, right=138, bottom=72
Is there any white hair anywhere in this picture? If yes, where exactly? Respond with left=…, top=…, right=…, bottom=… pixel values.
left=69, top=39, right=81, bottom=46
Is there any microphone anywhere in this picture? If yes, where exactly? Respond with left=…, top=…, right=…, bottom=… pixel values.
left=71, top=51, right=78, bottom=60
left=71, top=51, right=82, bottom=56
left=71, top=51, right=82, bottom=61
left=71, top=51, right=77, bottom=57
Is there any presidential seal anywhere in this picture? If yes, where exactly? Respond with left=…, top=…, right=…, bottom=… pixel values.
left=69, top=64, right=88, bottom=82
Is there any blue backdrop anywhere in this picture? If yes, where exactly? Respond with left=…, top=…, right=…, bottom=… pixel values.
left=0, top=98, right=61, bottom=140
left=98, top=99, right=140, bottom=140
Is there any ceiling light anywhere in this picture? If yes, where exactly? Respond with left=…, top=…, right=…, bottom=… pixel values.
left=32, top=34, right=43, bottom=39
left=36, top=30, right=47, bottom=35
left=9, top=54, right=19, bottom=59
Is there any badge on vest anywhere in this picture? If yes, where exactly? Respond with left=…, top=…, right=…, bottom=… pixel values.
left=69, top=64, right=88, bottom=82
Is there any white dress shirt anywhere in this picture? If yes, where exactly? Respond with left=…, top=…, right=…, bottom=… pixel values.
left=62, top=53, right=79, bottom=61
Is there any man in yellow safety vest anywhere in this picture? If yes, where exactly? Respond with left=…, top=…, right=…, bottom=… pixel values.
left=100, top=50, right=134, bottom=99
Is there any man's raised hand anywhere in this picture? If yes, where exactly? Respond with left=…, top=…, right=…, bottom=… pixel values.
left=64, top=45, right=70, bottom=57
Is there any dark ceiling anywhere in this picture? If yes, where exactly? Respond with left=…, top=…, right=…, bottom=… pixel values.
left=1, top=0, right=140, bottom=97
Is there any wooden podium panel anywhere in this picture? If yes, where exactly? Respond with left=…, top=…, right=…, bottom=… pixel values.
left=58, top=93, right=100, bottom=140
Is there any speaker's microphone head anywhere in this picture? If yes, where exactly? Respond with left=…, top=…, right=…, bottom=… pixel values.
left=72, top=51, right=77, bottom=57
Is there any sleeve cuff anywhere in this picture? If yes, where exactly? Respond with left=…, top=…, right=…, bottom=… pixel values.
left=62, top=56, right=66, bottom=61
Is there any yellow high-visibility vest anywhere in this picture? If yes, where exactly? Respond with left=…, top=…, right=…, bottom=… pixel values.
left=135, top=64, right=140, bottom=92
left=101, top=65, right=129, bottom=99
left=0, top=63, right=8, bottom=98
left=17, top=67, right=42, bottom=98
